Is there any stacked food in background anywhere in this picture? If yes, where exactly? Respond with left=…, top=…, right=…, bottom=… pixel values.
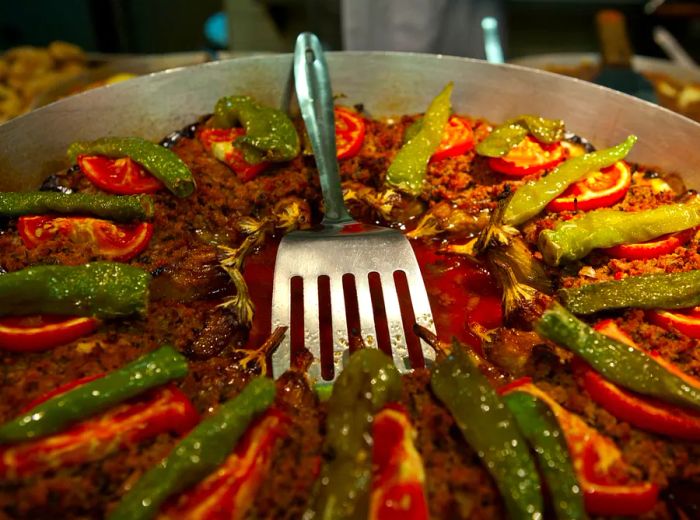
left=0, top=41, right=88, bottom=123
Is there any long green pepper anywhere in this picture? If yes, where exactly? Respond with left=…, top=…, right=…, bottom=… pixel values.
left=539, top=202, right=700, bottom=265
left=0, top=262, right=150, bottom=318
left=68, top=136, right=196, bottom=197
left=431, top=342, right=543, bottom=519
left=309, top=348, right=402, bottom=520
left=386, top=82, right=452, bottom=196
left=503, top=391, right=588, bottom=520
left=212, top=95, right=300, bottom=163
left=108, top=377, right=276, bottom=520
left=0, top=192, right=153, bottom=221
left=560, top=269, right=700, bottom=314
left=503, top=135, right=637, bottom=226
left=536, top=302, right=700, bottom=412
left=476, top=114, right=566, bottom=158
left=0, top=346, right=188, bottom=443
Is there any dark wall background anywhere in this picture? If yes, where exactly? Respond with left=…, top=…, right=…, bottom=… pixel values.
left=0, top=0, right=96, bottom=50
left=507, top=0, right=700, bottom=59
left=0, top=0, right=221, bottom=53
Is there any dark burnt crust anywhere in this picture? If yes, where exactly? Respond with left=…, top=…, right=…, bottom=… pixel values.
left=1, top=113, right=700, bottom=519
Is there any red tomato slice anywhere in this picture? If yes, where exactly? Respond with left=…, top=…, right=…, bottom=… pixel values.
left=503, top=379, right=659, bottom=517
left=198, top=127, right=237, bottom=154
left=488, top=136, right=566, bottom=176
left=198, top=127, right=269, bottom=182
left=574, top=360, right=700, bottom=441
left=580, top=443, right=659, bottom=516
left=431, top=116, right=475, bottom=162
left=547, top=161, right=632, bottom=212
left=335, top=107, right=366, bottom=160
left=370, top=405, right=429, bottom=520
left=17, top=215, right=153, bottom=262
left=648, top=306, right=700, bottom=339
left=604, top=227, right=695, bottom=260
left=78, top=155, right=163, bottom=195
left=0, top=315, right=99, bottom=353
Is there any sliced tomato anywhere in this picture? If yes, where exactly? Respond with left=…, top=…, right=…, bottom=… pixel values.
left=17, top=215, right=153, bottom=261
left=648, top=306, right=700, bottom=339
left=0, top=386, right=199, bottom=478
left=547, top=161, right=632, bottom=212
left=335, top=106, right=366, bottom=160
left=580, top=443, right=659, bottom=516
left=574, top=360, right=700, bottom=441
left=488, top=136, right=566, bottom=176
left=0, top=315, right=99, bottom=353
left=604, top=227, right=695, bottom=260
left=198, top=127, right=269, bottom=182
left=503, top=380, right=659, bottom=517
left=162, top=408, right=287, bottom=518
left=431, top=116, right=474, bottom=162
left=596, top=319, right=700, bottom=388
left=78, top=155, right=163, bottom=195
left=370, top=404, right=428, bottom=520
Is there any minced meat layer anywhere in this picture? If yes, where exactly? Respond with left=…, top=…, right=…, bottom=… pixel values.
left=0, top=110, right=699, bottom=519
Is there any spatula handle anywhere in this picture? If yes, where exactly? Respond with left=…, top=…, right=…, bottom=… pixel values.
left=294, top=32, right=352, bottom=225
left=596, top=9, right=633, bottom=67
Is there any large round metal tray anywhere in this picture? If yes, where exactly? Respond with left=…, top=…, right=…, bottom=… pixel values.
left=1, top=52, right=700, bottom=191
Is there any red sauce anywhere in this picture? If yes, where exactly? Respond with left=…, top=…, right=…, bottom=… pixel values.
left=411, top=240, right=502, bottom=349
left=242, top=240, right=278, bottom=350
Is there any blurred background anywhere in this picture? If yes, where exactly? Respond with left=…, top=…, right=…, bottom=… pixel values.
left=1, top=0, right=698, bottom=57
left=1, top=0, right=700, bottom=121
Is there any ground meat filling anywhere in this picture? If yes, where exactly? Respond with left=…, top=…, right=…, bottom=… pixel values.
left=1, top=111, right=700, bottom=519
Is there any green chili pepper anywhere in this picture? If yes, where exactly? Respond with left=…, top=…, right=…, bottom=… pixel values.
left=309, top=348, right=402, bottom=520
left=503, top=135, right=637, bottom=226
left=0, top=346, right=188, bottom=444
left=560, top=269, right=700, bottom=314
left=402, top=117, right=423, bottom=144
left=536, top=302, right=700, bottom=411
left=212, top=95, right=299, bottom=164
left=476, top=115, right=566, bottom=158
left=386, top=82, right=452, bottom=196
left=313, top=382, right=334, bottom=402
left=67, top=136, right=195, bottom=197
left=108, top=377, right=275, bottom=520
left=503, top=391, right=588, bottom=520
left=0, top=262, right=150, bottom=318
left=0, top=192, right=153, bottom=221
left=539, top=202, right=700, bottom=265
left=431, top=342, right=543, bottom=519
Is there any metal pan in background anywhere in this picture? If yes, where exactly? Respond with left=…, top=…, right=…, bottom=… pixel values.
left=511, top=52, right=700, bottom=121
left=30, top=51, right=213, bottom=109
left=1, top=52, right=700, bottom=192
left=510, top=52, right=700, bottom=84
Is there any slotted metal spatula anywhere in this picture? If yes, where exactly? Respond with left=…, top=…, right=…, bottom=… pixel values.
left=271, top=33, right=436, bottom=381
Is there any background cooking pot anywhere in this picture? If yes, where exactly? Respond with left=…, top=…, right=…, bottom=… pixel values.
left=511, top=52, right=700, bottom=84
left=1, top=52, right=700, bottom=191
left=511, top=52, right=700, bottom=122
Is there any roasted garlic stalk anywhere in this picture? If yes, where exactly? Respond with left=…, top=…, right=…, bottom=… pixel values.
left=219, top=199, right=308, bottom=326
left=444, top=196, right=551, bottom=322
left=231, top=326, right=287, bottom=375
left=343, top=183, right=403, bottom=221
left=406, top=201, right=489, bottom=239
